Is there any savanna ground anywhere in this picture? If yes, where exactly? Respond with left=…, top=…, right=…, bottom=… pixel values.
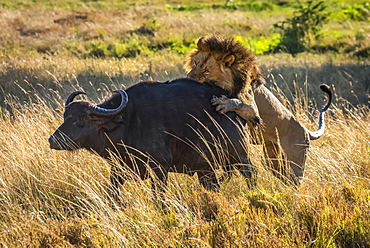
left=0, top=0, right=369, bottom=247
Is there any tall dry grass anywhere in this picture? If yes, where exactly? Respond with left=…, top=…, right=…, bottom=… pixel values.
left=0, top=80, right=369, bottom=246
left=0, top=1, right=369, bottom=246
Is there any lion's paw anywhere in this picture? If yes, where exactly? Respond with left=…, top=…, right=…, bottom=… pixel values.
left=211, top=95, right=229, bottom=105
left=250, top=116, right=262, bottom=126
left=211, top=95, right=239, bottom=114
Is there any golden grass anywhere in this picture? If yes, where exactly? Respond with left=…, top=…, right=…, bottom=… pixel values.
left=0, top=83, right=369, bottom=246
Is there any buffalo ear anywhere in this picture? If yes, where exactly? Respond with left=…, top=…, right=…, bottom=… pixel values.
left=115, top=115, right=123, bottom=123
left=224, top=55, right=235, bottom=67
left=92, top=115, right=123, bottom=131
left=104, top=115, right=123, bottom=131
left=99, top=120, right=120, bottom=132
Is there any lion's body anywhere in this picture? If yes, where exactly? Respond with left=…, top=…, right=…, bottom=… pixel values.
left=185, top=35, right=332, bottom=185
left=253, top=84, right=332, bottom=184
left=254, top=85, right=310, bottom=184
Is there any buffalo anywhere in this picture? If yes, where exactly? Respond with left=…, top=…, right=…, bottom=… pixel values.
left=49, top=78, right=254, bottom=197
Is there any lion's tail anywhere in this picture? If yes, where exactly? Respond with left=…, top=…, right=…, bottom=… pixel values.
left=308, top=84, right=332, bottom=140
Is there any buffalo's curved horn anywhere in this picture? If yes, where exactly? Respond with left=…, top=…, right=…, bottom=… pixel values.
left=89, top=90, right=129, bottom=117
left=65, top=91, right=86, bottom=106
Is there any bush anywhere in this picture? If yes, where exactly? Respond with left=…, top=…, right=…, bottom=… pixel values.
left=273, top=0, right=329, bottom=55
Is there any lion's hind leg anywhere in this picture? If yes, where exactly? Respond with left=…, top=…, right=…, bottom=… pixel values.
left=280, top=135, right=309, bottom=186
left=278, top=119, right=310, bottom=185
left=263, top=141, right=302, bottom=186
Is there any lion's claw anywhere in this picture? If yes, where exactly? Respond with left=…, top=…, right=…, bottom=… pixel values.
left=211, top=95, right=228, bottom=105
left=212, top=95, right=237, bottom=114
left=215, top=104, right=227, bottom=114
left=250, top=116, right=262, bottom=127
left=211, top=95, right=262, bottom=127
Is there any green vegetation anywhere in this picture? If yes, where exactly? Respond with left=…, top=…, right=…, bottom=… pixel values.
left=340, top=2, right=370, bottom=21
left=273, top=1, right=329, bottom=55
left=166, top=1, right=276, bottom=12
left=0, top=0, right=369, bottom=247
left=235, top=34, right=281, bottom=55
left=0, top=0, right=369, bottom=60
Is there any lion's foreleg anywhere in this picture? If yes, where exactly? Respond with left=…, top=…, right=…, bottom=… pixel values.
left=211, top=95, right=261, bottom=126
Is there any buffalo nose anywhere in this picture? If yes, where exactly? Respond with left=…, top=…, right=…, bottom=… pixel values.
left=48, top=136, right=60, bottom=150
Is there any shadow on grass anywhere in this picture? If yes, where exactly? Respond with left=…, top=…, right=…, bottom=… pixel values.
left=0, top=62, right=369, bottom=114
left=262, top=63, right=370, bottom=108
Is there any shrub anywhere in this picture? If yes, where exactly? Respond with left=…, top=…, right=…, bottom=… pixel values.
left=132, top=19, right=160, bottom=36
left=273, top=0, right=329, bottom=55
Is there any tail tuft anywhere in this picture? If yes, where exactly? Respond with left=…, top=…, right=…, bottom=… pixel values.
left=320, top=84, right=331, bottom=95
left=309, top=84, right=333, bottom=140
left=319, top=84, right=332, bottom=112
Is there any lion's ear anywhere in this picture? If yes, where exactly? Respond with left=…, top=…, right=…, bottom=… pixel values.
left=224, top=55, right=235, bottom=67
left=196, top=37, right=205, bottom=49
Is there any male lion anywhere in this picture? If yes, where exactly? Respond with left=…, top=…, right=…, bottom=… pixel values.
left=185, top=34, right=264, bottom=126
left=185, top=34, right=332, bottom=185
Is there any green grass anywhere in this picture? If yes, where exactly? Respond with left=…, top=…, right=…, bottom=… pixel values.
left=0, top=1, right=368, bottom=59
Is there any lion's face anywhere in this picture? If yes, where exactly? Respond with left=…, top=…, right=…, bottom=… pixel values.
left=186, top=51, right=235, bottom=94
left=185, top=35, right=265, bottom=99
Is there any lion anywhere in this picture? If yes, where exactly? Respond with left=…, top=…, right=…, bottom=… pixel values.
left=184, top=34, right=264, bottom=126
left=250, top=83, right=332, bottom=185
left=185, top=34, right=332, bottom=185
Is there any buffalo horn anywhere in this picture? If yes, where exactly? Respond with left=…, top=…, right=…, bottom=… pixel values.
left=89, top=90, right=129, bottom=117
left=65, top=91, right=86, bottom=106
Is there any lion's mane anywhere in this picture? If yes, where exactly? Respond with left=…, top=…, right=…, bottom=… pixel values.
left=185, top=35, right=265, bottom=98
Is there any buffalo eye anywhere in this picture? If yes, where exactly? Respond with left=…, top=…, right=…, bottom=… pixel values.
left=75, top=116, right=85, bottom=126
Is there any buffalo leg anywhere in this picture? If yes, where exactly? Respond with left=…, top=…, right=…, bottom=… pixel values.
left=109, top=165, right=127, bottom=200
left=109, top=174, right=124, bottom=196
left=234, top=161, right=257, bottom=188
left=197, top=170, right=220, bottom=192
left=221, top=160, right=256, bottom=188
left=149, top=165, right=169, bottom=209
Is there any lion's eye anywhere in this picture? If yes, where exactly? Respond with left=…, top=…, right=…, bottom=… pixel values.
left=203, top=68, right=209, bottom=75
left=193, top=61, right=198, bottom=67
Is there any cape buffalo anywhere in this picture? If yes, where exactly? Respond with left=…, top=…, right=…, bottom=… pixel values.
left=49, top=78, right=254, bottom=197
